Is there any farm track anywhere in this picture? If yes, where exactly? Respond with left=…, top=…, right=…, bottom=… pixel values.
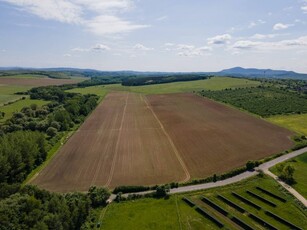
left=31, top=92, right=294, bottom=192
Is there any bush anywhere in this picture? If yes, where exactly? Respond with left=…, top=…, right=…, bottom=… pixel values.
left=46, top=127, right=57, bottom=137
left=88, top=186, right=110, bottom=207
left=155, top=185, right=170, bottom=198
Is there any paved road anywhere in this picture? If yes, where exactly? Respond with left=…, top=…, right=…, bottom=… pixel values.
left=264, top=169, right=307, bottom=207
left=111, top=147, right=307, bottom=205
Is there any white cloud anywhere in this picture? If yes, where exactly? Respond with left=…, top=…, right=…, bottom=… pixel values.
left=231, top=36, right=307, bottom=51
left=302, top=5, right=307, bottom=13
left=273, top=23, right=293, bottom=30
left=86, top=15, right=148, bottom=35
left=72, top=44, right=110, bottom=52
left=63, top=53, right=72, bottom=57
left=156, top=15, right=168, bottom=21
left=250, top=33, right=279, bottom=40
left=232, top=40, right=261, bottom=50
left=2, top=0, right=148, bottom=35
left=3, top=0, right=82, bottom=24
left=133, top=43, right=153, bottom=51
left=248, top=19, right=266, bottom=28
left=71, top=47, right=88, bottom=52
left=91, top=44, right=110, bottom=51
left=207, top=34, right=232, bottom=45
left=176, top=44, right=211, bottom=57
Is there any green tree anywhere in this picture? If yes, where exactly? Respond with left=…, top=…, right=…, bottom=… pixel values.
left=277, top=163, right=295, bottom=184
left=155, top=185, right=170, bottom=197
left=88, top=186, right=110, bottom=207
left=46, top=127, right=57, bottom=137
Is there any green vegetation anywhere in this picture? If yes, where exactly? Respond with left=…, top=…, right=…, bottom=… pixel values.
left=0, top=98, right=48, bottom=122
left=0, top=85, right=32, bottom=105
left=0, top=74, right=47, bottom=79
left=66, top=86, right=108, bottom=98
left=267, top=114, right=307, bottom=135
left=271, top=152, right=307, bottom=199
left=200, top=86, right=307, bottom=117
left=67, top=77, right=260, bottom=95
left=0, top=84, right=99, bottom=194
left=98, top=196, right=215, bottom=230
left=0, top=84, right=105, bottom=230
left=121, top=74, right=209, bottom=86
left=93, top=176, right=307, bottom=229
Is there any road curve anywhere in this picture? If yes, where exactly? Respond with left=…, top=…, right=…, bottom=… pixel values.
left=116, top=147, right=307, bottom=205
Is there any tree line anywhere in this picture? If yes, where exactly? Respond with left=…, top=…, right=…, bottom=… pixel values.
left=0, top=84, right=111, bottom=230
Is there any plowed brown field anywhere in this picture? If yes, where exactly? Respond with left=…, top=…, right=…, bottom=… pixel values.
left=31, top=92, right=188, bottom=192
left=0, top=77, right=83, bottom=86
left=147, top=93, right=294, bottom=178
left=31, top=92, right=294, bottom=192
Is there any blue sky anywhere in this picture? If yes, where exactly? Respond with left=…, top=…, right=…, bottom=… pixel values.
left=0, top=0, right=307, bottom=72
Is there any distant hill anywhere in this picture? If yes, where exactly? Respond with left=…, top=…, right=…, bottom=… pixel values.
left=0, top=66, right=306, bottom=80
left=219, top=67, right=307, bottom=80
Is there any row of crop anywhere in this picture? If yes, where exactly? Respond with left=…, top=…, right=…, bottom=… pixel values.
left=246, top=191, right=277, bottom=207
left=256, top=187, right=287, bottom=202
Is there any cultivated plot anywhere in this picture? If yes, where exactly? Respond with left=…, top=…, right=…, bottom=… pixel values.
left=147, top=93, right=294, bottom=178
left=31, top=92, right=187, bottom=192
left=32, top=92, right=294, bottom=192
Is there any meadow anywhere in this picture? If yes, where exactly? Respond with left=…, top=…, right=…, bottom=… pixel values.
left=270, top=152, right=307, bottom=199
left=66, top=76, right=260, bottom=95
left=0, top=85, right=32, bottom=105
left=0, top=98, right=48, bottom=122
left=267, top=114, right=307, bottom=135
left=97, top=175, right=307, bottom=229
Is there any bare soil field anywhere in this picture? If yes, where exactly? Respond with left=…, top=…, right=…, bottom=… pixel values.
left=147, top=93, right=294, bottom=178
left=31, top=92, right=294, bottom=192
left=31, top=92, right=187, bottom=192
left=0, top=77, right=83, bottom=86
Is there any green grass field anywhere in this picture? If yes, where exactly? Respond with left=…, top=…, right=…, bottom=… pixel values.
left=98, top=176, right=306, bottom=230
left=267, top=114, right=307, bottom=135
left=271, top=152, right=307, bottom=199
left=0, top=85, right=32, bottom=105
left=0, top=74, right=47, bottom=79
left=100, top=196, right=216, bottom=230
left=66, top=77, right=260, bottom=96
left=0, top=98, right=49, bottom=122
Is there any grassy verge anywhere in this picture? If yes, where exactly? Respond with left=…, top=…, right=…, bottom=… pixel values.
left=98, top=176, right=307, bottom=229
left=270, top=152, right=307, bottom=199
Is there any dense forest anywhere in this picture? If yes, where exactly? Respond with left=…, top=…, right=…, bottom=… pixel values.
left=0, top=84, right=112, bottom=229
left=121, top=74, right=210, bottom=86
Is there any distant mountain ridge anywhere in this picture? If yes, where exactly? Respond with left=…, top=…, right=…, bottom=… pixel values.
left=219, top=67, right=307, bottom=80
left=0, top=66, right=306, bottom=80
